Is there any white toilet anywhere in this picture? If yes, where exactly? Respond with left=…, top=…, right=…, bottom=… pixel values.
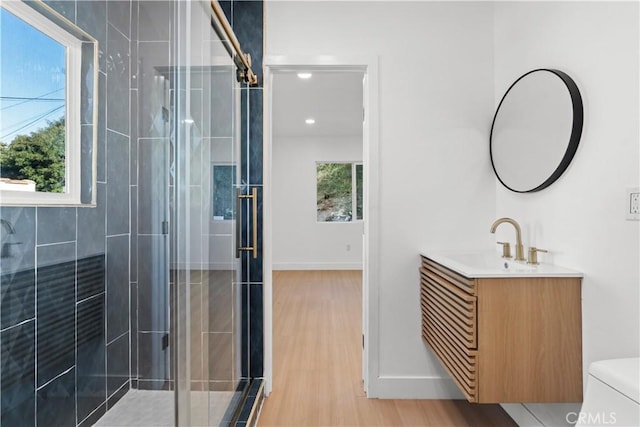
left=576, top=358, right=640, bottom=427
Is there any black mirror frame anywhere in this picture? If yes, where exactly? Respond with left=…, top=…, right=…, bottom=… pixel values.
left=490, top=68, right=584, bottom=193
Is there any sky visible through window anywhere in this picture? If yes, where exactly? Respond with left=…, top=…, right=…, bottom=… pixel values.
left=0, top=7, right=66, bottom=145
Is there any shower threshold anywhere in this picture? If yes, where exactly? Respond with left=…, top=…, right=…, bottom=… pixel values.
left=92, top=389, right=241, bottom=426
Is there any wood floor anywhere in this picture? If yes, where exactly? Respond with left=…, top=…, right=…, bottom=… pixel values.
left=257, top=270, right=517, bottom=427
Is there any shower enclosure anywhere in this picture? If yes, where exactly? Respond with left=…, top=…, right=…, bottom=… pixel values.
left=123, top=0, right=256, bottom=424
left=0, top=0, right=260, bottom=426
left=172, top=0, right=250, bottom=423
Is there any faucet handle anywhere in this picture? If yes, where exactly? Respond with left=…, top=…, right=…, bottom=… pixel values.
left=527, top=247, right=548, bottom=265
left=497, top=241, right=512, bottom=259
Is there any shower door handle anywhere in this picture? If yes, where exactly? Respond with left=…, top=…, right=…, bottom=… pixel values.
left=236, top=187, right=257, bottom=259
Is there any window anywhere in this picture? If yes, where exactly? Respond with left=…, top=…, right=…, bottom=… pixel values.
left=316, top=162, right=363, bottom=222
left=0, top=1, right=95, bottom=206
left=212, top=164, right=236, bottom=220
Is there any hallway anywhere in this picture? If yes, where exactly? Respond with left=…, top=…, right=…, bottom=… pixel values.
left=258, top=270, right=516, bottom=426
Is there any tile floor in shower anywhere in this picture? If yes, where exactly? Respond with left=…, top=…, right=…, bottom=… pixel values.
left=93, top=389, right=241, bottom=426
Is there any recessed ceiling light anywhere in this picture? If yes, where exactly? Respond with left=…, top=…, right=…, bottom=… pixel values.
left=297, top=72, right=312, bottom=79
left=305, top=118, right=316, bottom=125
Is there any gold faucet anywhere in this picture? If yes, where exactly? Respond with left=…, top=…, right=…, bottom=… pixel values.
left=490, top=217, right=525, bottom=262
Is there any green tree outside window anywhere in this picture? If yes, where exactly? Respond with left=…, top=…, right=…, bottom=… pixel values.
left=317, top=162, right=363, bottom=222
left=0, top=118, right=66, bottom=193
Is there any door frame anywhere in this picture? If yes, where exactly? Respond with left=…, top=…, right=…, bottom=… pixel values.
left=263, top=55, right=380, bottom=396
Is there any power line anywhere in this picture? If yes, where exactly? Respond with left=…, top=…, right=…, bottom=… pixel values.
left=1, top=102, right=64, bottom=132
left=0, top=88, right=64, bottom=111
left=0, top=105, right=64, bottom=141
left=1, top=96, right=64, bottom=101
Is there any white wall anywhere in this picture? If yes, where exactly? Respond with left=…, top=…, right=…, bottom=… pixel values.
left=267, top=0, right=640, bottom=409
left=494, top=2, right=639, bottom=425
left=273, top=136, right=364, bottom=270
left=266, top=1, right=496, bottom=397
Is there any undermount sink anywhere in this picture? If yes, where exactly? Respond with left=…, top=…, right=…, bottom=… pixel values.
left=421, top=251, right=582, bottom=278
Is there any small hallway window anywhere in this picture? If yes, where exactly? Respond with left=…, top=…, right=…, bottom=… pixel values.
left=316, top=162, right=363, bottom=222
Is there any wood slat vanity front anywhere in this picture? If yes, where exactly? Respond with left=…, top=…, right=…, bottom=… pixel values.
left=420, top=256, right=583, bottom=403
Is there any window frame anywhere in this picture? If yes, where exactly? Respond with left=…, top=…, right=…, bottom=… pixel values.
left=353, top=162, right=363, bottom=221
left=316, top=161, right=364, bottom=223
left=0, top=0, right=83, bottom=206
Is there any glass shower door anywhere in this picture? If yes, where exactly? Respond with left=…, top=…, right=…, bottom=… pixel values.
left=172, top=1, right=245, bottom=425
left=136, top=14, right=172, bottom=393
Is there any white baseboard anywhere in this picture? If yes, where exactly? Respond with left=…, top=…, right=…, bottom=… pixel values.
left=367, top=375, right=465, bottom=399
left=273, top=262, right=362, bottom=271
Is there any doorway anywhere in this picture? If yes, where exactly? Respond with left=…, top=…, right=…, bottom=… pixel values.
left=271, top=71, right=364, bottom=270
left=263, top=58, right=380, bottom=398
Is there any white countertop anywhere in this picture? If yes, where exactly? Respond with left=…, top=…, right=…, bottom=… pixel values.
left=421, top=251, right=583, bottom=278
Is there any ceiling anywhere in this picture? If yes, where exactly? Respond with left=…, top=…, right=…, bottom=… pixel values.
left=272, top=71, right=364, bottom=138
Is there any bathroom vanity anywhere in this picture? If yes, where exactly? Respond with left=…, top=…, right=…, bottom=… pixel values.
left=420, top=252, right=583, bottom=403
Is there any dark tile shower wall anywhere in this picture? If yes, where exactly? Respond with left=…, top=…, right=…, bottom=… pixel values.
left=224, top=0, right=264, bottom=379
left=0, top=1, right=134, bottom=426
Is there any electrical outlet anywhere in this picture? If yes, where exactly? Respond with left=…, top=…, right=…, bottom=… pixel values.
left=627, top=188, right=640, bottom=220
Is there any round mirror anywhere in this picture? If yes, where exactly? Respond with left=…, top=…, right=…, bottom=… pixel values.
left=490, top=69, right=583, bottom=193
